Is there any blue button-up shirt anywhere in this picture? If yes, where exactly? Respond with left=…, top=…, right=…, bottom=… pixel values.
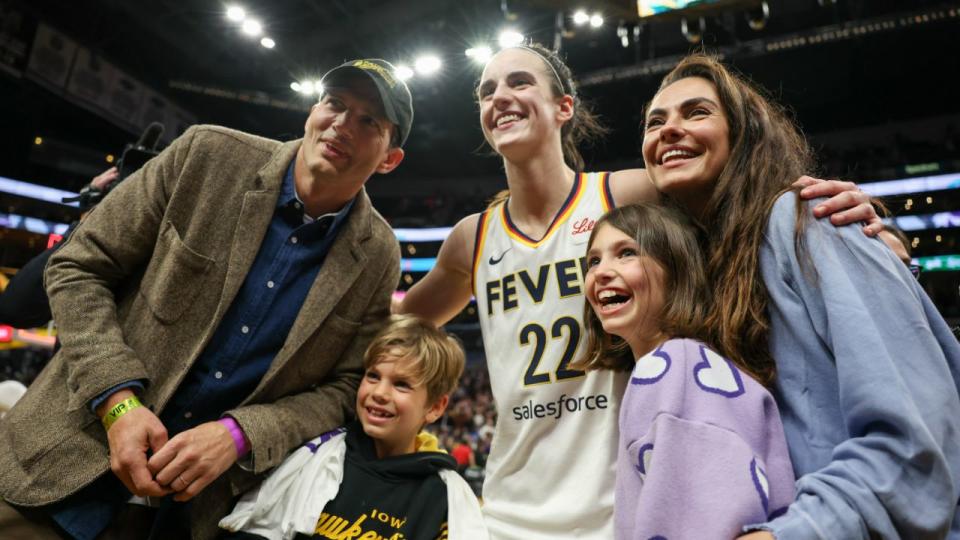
left=52, top=160, right=355, bottom=540
left=160, top=163, right=354, bottom=434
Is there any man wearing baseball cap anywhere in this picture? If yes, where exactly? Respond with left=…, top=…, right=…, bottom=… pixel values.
left=0, top=59, right=411, bottom=540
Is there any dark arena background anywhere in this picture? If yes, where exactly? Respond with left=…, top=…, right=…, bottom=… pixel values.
left=1, top=0, right=958, bottom=491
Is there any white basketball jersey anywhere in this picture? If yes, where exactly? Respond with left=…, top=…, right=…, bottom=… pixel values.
left=474, top=172, right=629, bottom=540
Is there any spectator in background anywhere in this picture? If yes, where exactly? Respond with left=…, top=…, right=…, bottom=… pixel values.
left=0, top=167, right=119, bottom=329
left=451, top=435, right=476, bottom=475
left=878, top=223, right=919, bottom=273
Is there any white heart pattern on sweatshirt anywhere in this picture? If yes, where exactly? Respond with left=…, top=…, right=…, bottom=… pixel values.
left=751, top=457, right=770, bottom=514
left=693, top=346, right=745, bottom=397
left=631, top=346, right=671, bottom=386
left=636, top=443, right=654, bottom=475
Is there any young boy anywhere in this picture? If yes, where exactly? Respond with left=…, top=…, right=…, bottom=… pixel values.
left=219, top=315, right=488, bottom=540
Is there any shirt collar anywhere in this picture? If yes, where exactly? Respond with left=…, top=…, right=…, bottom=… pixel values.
left=278, top=159, right=356, bottom=233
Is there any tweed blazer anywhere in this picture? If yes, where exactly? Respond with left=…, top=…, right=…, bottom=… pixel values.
left=0, top=125, right=400, bottom=538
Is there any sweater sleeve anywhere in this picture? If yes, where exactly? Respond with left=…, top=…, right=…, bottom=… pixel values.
left=619, top=340, right=795, bottom=539
left=628, top=414, right=781, bottom=539
left=759, top=193, right=960, bottom=539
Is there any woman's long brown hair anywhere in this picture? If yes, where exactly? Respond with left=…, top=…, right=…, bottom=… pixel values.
left=650, top=54, right=815, bottom=386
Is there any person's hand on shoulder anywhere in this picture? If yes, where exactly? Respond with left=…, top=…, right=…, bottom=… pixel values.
left=794, top=175, right=883, bottom=235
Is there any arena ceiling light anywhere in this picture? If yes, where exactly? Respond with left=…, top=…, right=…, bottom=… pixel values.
left=260, top=37, right=275, bottom=49
left=414, top=55, right=442, bottom=76
left=226, top=6, right=245, bottom=22
left=498, top=29, right=525, bottom=48
left=465, top=46, right=493, bottom=63
left=746, top=1, right=770, bottom=31
left=394, top=64, right=414, bottom=81
left=572, top=10, right=603, bottom=28
left=241, top=19, right=262, bottom=37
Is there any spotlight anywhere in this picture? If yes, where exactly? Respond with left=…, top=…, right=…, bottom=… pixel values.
left=226, top=6, right=245, bottom=22
left=466, top=46, right=493, bottom=63
left=573, top=10, right=590, bottom=25
left=241, top=19, right=262, bottom=36
left=260, top=37, right=275, bottom=49
left=498, top=29, right=525, bottom=48
left=300, top=81, right=315, bottom=94
left=34, top=136, right=42, bottom=145
left=746, top=1, right=769, bottom=31
left=681, top=17, right=705, bottom=44
left=590, top=13, right=604, bottom=28
left=290, top=81, right=302, bottom=92
left=414, top=55, right=442, bottom=75
left=106, top=154, right=115, bottom=163
left=617, top=24, right=629, bottom=48
left=395, top=64, right=414, bottom=81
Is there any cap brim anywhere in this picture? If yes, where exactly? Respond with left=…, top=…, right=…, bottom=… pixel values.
left=320, top=66, right=401, bottom=129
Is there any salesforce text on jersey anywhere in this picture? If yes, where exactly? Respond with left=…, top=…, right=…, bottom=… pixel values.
left=512, top=392, right=609, bottom=421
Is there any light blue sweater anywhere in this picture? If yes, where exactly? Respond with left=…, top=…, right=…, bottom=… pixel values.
left=756, top=192, right=960, bottom=539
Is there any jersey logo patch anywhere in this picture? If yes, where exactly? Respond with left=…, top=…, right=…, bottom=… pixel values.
left=488, top=248, right=511, bottom=265
left=571, top=217, right=595, bottom=236
left=693, top=346, right=745, bottom=398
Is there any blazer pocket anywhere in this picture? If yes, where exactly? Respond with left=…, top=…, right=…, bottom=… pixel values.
left=139, top=221, right=215, bottom=324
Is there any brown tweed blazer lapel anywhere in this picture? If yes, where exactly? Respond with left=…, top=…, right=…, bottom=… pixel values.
left=213, top=141, right=296, bottom=326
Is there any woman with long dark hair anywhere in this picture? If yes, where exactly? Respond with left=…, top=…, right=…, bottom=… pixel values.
left=641, top=54, right=960, bottom=539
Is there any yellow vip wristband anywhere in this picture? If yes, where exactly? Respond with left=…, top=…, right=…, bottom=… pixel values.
left=101, top=396, right=143, bottom=431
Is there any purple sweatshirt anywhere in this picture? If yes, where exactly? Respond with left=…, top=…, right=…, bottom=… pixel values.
left=615, top=338, right=795, bottom=539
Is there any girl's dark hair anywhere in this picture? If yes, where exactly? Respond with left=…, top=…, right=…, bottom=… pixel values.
left=648, top=54, right=815, bottom=386
left=575, top=202, right=712, bottom=372
left=479, top=42, right=609, bottom=172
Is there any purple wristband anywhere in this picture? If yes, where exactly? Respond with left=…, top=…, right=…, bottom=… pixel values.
left=218, top=417, right=251, bottom=458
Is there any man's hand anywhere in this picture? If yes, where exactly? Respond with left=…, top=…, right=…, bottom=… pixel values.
left=794, top=175, right=883, bottom=236
left=147, top=421, right=238, bottom=502
left=99, top=389, right=171, bottom=497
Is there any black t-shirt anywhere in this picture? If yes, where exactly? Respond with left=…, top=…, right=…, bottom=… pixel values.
left=298, top=423, right=455, bottom=540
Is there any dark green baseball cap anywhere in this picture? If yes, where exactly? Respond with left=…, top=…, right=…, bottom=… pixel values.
left=321, top=59, right=413, bottom=147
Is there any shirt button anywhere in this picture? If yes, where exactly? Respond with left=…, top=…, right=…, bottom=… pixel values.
left=241, top=325, right=250, bottom=334
left=184, top=411, right=192, bottom=419
left=214, top=371, right=223, bottom=379
left=266, top=280, right=275, bottom=288
left=290, top=236, right=298, bottom=244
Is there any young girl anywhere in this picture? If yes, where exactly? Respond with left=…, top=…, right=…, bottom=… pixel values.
left=642, top=55, right=960, bottom=538
left=579, top=202, right=795, bottom=539
left=397, top=43, right=881, bottom=539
